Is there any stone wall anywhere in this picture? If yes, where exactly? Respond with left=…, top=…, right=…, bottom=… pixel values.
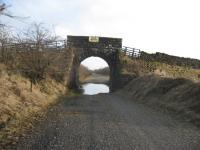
left=140, top=51, right=200, bottom=69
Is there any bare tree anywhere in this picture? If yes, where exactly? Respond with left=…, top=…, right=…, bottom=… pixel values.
left=0, top=2, right=7, bottom=15
left=0, top=1, right=16, bottom=19
left=16, top=23, right=58, bottom=91
left=0, top=1, right=29, bottom=27
left=0, top=25, right=13, bottom=62
left=23, top=23, right=56, bottom=43
left=0, top=1, right=9, bottom=27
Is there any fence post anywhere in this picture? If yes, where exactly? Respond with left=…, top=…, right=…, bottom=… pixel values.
left=64, top=40, right=67, bottom=49
left=132, top=48, right=135, bottom=58
left=124, top=47, right=127, bottom=55
left=55, top=41, right=58, bottom=49
left=138, top=49, right=141, bottom=58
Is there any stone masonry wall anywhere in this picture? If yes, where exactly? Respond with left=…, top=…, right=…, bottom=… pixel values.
left=140, top=51, right=200, bottom=69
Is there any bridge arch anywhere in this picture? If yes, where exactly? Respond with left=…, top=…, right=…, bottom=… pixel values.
left=67, top=36, right=122, bottom=91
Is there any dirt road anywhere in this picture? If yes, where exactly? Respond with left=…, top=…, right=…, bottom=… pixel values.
left=82, top=73, right=109, bottom=84
left=12, top=93, right=200, bottom=150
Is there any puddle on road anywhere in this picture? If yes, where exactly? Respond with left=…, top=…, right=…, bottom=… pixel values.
left=81, top=83, right=110, bottom=95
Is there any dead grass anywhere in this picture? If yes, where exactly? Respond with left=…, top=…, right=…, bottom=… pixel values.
left=121, top=75, right=200, bottom=126
left=120, top=54, right=200, bottom=82
left=151, top=62, right=200, bottom=82
left=0, top=63, right=67, bottom=146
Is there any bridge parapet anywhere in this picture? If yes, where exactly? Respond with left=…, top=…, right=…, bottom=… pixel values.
left=67, top=35, right=122, bottom=49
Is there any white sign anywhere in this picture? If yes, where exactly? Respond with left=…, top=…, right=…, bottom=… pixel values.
left=89, top=36, right=99, bottom=43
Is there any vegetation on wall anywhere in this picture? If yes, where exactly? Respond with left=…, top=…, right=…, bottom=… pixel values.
left=141, top=51, right=200, bottom=69
left=120, top=53, right=200, bottom=83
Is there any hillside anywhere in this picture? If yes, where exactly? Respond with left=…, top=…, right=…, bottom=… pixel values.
left=120, top=75, right=200, bottom=126
left=0, top=63, right=67, bottom=146
left=79, top=65, right=92, bottom=83
left=93, top=67, right=110, bottom=75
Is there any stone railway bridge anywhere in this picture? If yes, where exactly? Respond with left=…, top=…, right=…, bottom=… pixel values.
left=67, top=36, right=124, bottom=91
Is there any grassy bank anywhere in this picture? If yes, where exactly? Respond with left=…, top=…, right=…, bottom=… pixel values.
left=120, top=75, right=200, bottom=126
left=0, top=63, right=69, bottom=147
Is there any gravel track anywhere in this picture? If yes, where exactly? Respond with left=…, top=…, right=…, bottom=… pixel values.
left=11, top=93, right=200, bottom=150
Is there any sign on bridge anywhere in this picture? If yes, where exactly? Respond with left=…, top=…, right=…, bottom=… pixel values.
left=89, top=36, right=99, bottom=43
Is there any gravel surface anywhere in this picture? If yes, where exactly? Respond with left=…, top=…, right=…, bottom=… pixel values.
left=10, top=94, right=200, bottom=150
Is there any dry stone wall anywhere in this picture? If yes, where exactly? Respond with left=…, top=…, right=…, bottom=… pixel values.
left=141, top=51, right=200, bottom=69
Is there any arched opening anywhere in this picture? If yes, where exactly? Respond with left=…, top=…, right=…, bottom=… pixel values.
left=79, top=56, right=110, bottom=95
left=67, top=35, right=122, bottom=92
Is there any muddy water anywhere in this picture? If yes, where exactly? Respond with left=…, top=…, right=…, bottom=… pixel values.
left=81, top=83, right=109, bottom=95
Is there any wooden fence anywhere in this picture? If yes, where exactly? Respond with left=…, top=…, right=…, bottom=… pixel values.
left=1, top=40, right=67, bottom=52
left=121, top=46, right=141, bottom=58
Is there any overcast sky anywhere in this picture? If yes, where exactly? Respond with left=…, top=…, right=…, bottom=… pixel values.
left=1, top=0, right=200, bottom=69
left=81, top=57, right=108, bottom=70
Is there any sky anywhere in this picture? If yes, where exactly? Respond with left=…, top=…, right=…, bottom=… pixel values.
left=1, top=0, right=200, bottom=69
left=81, top=57, right=108, bottom=70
